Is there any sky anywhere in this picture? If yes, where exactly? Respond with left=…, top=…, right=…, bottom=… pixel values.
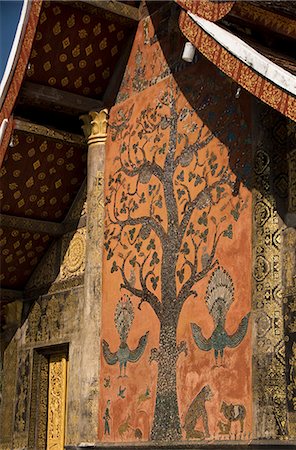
left=0, top=1, right=23, bottom=80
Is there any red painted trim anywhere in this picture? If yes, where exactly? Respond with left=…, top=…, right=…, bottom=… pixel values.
left=0, top=1, right=42, bottom=166
left=179, top=11, right=296, bottom=122
left=175, top=0, right=234, bottom=22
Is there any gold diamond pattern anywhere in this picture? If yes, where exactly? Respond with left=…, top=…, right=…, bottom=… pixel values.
left=33, top=160, right=41, bottom=170
left=26, top=1, right=129, bottom=98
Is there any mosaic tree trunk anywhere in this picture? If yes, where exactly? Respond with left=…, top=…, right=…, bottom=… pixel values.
left=105, top=81, right=247, bottom=441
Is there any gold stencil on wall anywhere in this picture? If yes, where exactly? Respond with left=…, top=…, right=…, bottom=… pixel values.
left=47, top=354, right=67, bottom=450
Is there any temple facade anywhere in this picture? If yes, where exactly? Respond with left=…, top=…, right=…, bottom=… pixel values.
left=0, top=1, right=295, bottom=449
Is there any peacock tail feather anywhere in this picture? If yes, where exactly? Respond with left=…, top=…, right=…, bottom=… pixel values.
left=114, top=294, right=134, bottom=342
left=205, top=267, right=234, bottom=325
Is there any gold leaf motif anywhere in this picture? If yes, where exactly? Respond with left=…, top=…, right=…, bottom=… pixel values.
left=50, top=197, right=57, bottom=205
left=53, top=22, right=61, bottom=35
left=95, top=86, right=102, bottom=95
left=55, top=179, right=62, bottom=189
left=49, top=77, right=56, bottom=86
left=26, top=176, right=34, bottom=188
left=82, top=15, right=90, bottom=24
left=57, top=158, right=64, bottom=166
left=18, top=198, right=25, bottom=208
left=71, top=178, right=78, bottom=185
left=9, top=182, right=18, bottom=190
left=12, top=152, right=22, bottom=161
left=53, top=6, right=61, bottom=15
left=37, top=197, right=45, bottom=208
left=99, top=39, right=107, bottom=51
left=5, top=255, right=13, bottom=263
left=47, top=153, right=55, bottom=162
left=43, top=61, right=51, bottom=71
left=2, top=204, right=10, bottom=211
left=62, top=193, right=70, bottom=203
left=83, top=87, right=90, bottom=95
left=62, top=37, right=70, bottom=49
left=13, top=190, right=21, bottom=200
left=0, top=237, right=7, bottom=246
left=33, top=160, right=41, bottom=170
left=13, top=241, right=20, bottom=249
left=79, top=60, right=87, bottom=69
left=40, top=185, right=49, bottom=193
left=11, top=230, right=19, bottom=237
left=40, top=141, right=48, bottom=152
left=55, top=210, right=62, bottom=218
left=79, top=29, right=87, bottom=39
left=109, top=24, right=116, bottom=33
left=66, top=148, right=73, bottom=158
left=93, top=23, right=101, bottom=36
left=49, top=167, right=56, bottom=175
left=95, top=59, right=102, bottom=68
left=59, top=53, right=67, bottom=63
left=61, top=77, right=69, bottom=86
left=72, top=44, right=80, bottom=58
left=13, top=170, right=20, bottom=177
left=42, top=235, right=49, bottom=243
left=67, top=63, right=74, bottom=72
left=41, top=211, right=48, bottom=218
left=2, top=248, right=9, bottom=255
left=74, top=77, right=82, bottom=89
left=28, top=147, right=35, bottom=157
left=40, top=11, right=47, bottom=24
left=85, top=44, right=93, bottom=56
left=25, top=209, right=33, bottom=216
left=43, top=43, right=52, bottom=53
left=67, top=14, right=75, bottom=28
left=117, top=30, right=124, bottom=41
left=88, top=73, right=96, bottom=83
left=102, top=68, right=110, bottom=80
left=38, top=172, right=46, bottom=180
left=111, top=45, right=118, bottom=56
left=0, top=167, right=7, bottom=177
left=36, top=32, right=42, bottom=41
left=31, top=49, right=38, bottom=59
left=30, top=194, right=37, bottom=202
left=66, top=163, right=75, bottom=171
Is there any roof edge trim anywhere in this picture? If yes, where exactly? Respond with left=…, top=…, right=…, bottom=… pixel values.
left=0, top=0, right=31, bottom=109
left=189, top=12, right=296, bottom=96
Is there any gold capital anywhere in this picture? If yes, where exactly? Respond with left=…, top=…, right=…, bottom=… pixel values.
left=80, top=109, right=109, bottom=145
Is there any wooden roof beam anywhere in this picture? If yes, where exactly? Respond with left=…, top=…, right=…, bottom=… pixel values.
left=1, top=214, right=64, bottom=237
left=13, top=117, right=86, bottom=144
left=83, top=0, right=140, bottom=21
left=19, top=81, right=103, bottom=118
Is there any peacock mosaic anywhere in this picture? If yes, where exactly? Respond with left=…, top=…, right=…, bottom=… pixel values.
left=100, top=12, right=252, bottom=443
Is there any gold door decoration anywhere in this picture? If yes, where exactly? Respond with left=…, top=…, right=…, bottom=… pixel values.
left=46, top=354, right=67, bottom=450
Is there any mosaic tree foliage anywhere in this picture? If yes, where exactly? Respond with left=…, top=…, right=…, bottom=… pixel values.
left=104, top=81, right=247, bottom=441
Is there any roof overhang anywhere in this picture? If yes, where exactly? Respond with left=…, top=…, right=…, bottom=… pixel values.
left=178, top=9, right=296, bottom=121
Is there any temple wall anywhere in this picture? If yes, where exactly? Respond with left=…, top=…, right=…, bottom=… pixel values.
left=0, top=185, right=87, bottom=450
left=100, top=6, right=253, bottom=443
left=0, top=3, right=295, bottom=449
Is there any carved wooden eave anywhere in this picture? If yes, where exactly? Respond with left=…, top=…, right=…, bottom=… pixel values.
left=176, top=1, right=296, bottom=121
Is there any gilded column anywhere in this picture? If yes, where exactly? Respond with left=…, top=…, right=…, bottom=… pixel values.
left=79, top=109, right=108, bottom=444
